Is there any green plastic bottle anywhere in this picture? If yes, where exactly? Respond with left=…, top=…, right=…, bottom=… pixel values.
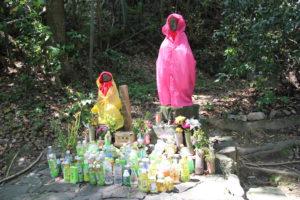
left=63, top=161, right=70, bottom=182
left=89, top=164, right=97, bottom=184
left=48, top=154, right=59, bottom=178
left=180, top=156, right=190, bottom=182
left=83, top=160, right=90, bottom=182
left=188, top=156, right=195, bottom=174
left=75, top=156, right=84, bottom=183
left=70, top=166, right=78, bottom=184
left=95, top=164, right=105, bottom=186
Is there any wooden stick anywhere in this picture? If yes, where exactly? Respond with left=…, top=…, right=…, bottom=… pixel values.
left=0, top=150, right=45, bottom=184
left=244, top=166, right=300, bottom=178
left=5, top=150, right=20, bottom=178
left=245, top=161, right=300, bottom=167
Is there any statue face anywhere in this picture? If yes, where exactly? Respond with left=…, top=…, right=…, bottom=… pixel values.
left=102, top=74, right=112, bottom=82
left=169, top=17, right=178, bottom=31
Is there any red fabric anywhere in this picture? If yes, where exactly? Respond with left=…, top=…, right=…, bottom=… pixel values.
left=98, top=72, right=113, bottom=96
left=169, top=30, right=177, bottom=42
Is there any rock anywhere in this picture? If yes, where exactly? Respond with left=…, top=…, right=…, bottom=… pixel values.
left=36, top=180, right=80, bottom=193
left=269, top=109, right=279, bottom=119
left=35, top=192, right=76, bottom=200
left=247, top=112, right=266, bottom=121
left=225, top=174, right=244, bottom=197
left=247, top=187, right=289, bottom=200
left=175, top=180, right=200, bottom=193
left=282, top=109, right=291, bottom=116
left=0, top=185, right=31, bottom=200
left=160, top=104, right=200, bottom=122
left=228, top=114, right=247, bottom=121
left=216, top=154, right=237, bottom=175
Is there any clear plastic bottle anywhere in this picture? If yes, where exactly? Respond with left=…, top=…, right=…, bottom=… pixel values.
left=123, top=165, right=131, bottom=186
left=113, top=159, right=123, bottom=186
left=95, top=164, right=105, bottom=186
left=130, top=168, right=138, bottom=187
left=65, top=150, right=73, bottom=163
left=47, top=146, right=53, bottom=160
left=148, top=159, right=157, bottom=178
left=104, top=157, right=113, bottom=185
left=89, top=164, right=97, bottom=184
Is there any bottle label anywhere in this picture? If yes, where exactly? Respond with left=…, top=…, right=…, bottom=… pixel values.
left=48, top=159, right=59, bottom=178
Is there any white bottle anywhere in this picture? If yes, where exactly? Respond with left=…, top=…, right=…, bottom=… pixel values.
left=114, top=159, right=123, bottom=186
left=104, top=158, right=113, bottom=185
left=47, top=146, right=53, bottom=160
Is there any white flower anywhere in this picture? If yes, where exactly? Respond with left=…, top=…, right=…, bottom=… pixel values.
left=186, top=118, right=201, bottom=130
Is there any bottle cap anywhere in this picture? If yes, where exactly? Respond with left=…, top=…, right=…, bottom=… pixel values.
left=115, top=159, right=120, bottom=163
left=66, top=150, right=70, bottom=154
left=89, top=164, right=93, bottom=168
left=96, top=164, right=100, bottom=168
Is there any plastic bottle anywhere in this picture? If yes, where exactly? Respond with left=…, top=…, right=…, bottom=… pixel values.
left=130, top=168, right=138, bottom=187
left=123, top=166, right=131, bottom=186
left=104, top=131, right=111, bottom=147
left=157, top=172, right=166, bottom=193
left=149, top=177, right=158, bottom=193
left=104, top=157, right=113, bottom=185
left=180, top=156, right=190, bottom=182
left=114, top=159, right=123, bottom=186
left=148, top=159, right=157, bottom=178
left=95, top=164, right=105, bottom=186
left=170, top=156, right=180, bottom=183
left=89, top=164, right=97, bottom=184
left=65, top=150, right=73, bottom=163
left=82, top=140, right=87, bottom=154
left=139, top=166, right=149, bottom=192
left=70, top=166, right=78, bottom=184
left=47, top=153, right=59, bottom=178
left=165, top=176, right=174, bottom=192
left=83, top=160, right=90, bottom=182
left=63, top=160, right=70, bottom=182
left=76, top=141, right=84, bottom=156
left=47, top=146, right=53, bottom=160
left=188, top=156, right=195, bottom=174
left=75, top=156, right=84, bottom=183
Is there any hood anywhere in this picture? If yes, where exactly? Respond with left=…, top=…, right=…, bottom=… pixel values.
left=162, top=13, right=186, bottom=36
left=99, top=71, right=113, bottom=84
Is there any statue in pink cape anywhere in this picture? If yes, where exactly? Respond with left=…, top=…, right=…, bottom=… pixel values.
left=156, top=13, right=196, bottom=107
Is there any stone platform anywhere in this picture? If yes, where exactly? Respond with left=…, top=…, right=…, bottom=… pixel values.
left=0, top=164, right=245, bottom=200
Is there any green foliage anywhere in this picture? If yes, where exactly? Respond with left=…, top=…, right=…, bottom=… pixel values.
left=257, top=89, right=276, bottom=108
left=193, top=129, right=209, bottom=149
left=132, top=113, right=152, bottom=135
left=51, top=113, right=81, bottom=152
left=204, top=102, right=213, bottom=110
left=219, top=0, right=300, bottom=79
left=65, top=92, right=95, bottom=125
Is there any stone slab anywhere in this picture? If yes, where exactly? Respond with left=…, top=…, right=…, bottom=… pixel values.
left=247, top=187, right=289, bottom=200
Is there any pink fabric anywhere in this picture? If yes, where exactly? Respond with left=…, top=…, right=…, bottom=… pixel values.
left=156, top=14, right=196, bottom=107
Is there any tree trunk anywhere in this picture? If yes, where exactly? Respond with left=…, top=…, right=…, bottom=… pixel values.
left=46, top=0, right=73, bottom=83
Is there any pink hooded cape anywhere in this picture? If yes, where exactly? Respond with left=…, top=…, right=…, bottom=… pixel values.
left=156, top=14, right=196, bottom=107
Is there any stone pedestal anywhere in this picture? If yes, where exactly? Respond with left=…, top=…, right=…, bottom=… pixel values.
left=160, top=104, right=200, bottom=122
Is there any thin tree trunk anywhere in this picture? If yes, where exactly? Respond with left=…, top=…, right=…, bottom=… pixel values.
left=88, top=0, right=95, bottom=80
left=46, top=0, right=73, bottom=83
